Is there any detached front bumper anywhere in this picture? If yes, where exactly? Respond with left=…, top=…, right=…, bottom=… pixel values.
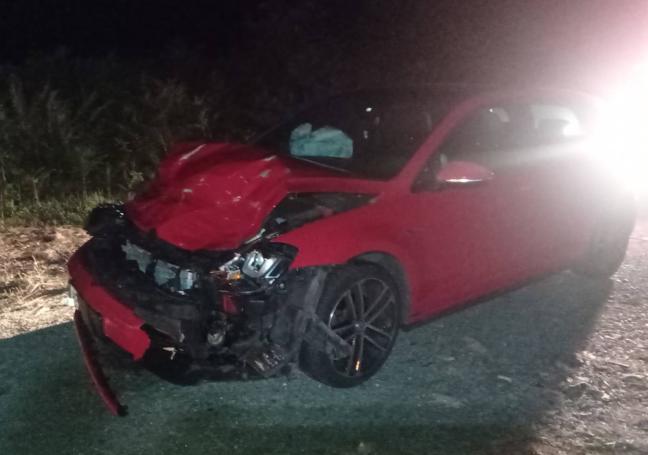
left=68, top=237, right=348, bottom=415
left=73, top=310, right=126, bottom=416
left=68, top=250, right=151, bottom=359
left=69, top=250, right=150, bottom=416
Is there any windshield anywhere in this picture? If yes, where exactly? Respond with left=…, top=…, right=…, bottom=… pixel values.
left=255, top=92, right=452, bottom=179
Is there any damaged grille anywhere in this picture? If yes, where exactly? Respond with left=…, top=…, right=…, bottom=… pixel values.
left=81, top=230, right=222, bottom=317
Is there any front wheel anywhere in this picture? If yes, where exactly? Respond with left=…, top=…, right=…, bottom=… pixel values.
left=300, top=264, right=401, bottom=388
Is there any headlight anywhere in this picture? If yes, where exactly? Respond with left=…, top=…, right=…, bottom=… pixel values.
left=213, top=243, right=296, bottom=291
left=241, top=250, right=279, bottom=278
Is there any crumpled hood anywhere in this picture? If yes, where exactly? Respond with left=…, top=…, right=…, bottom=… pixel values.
left=125, top=142, right=373, bottom=251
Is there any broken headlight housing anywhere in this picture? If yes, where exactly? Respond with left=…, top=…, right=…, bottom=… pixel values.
left=242, top=250, right=280, bottom=278
left=213, top=243, right=297, bottom=294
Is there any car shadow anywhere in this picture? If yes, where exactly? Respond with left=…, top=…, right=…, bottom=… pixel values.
left=0, top=271, right=612, bottom=454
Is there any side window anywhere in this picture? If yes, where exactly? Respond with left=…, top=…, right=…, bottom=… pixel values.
left=370, top=106, right=432, bottom=152
left=437, top=105, right=526, bottom=168
left=529, top=103, right=587, bottom=145
left=413, top=105, right=519, bottom=190
left=361, top=106, right=433, bottom=177
left=436, top=101, right=592, bottom=170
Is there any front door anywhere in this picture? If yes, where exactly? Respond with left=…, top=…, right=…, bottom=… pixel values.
left=397, top=103, right=549, bottom=318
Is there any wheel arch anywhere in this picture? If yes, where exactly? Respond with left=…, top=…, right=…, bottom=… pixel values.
left=349, top=252, right=412, bottom=324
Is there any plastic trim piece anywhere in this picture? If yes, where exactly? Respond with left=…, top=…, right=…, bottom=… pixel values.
left=73, top=310, right=127, bottom=416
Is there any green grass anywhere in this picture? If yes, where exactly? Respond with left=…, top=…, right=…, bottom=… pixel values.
left=1, top=192, right=112, bottom=226
left=0, top=51, right=290, bottom=225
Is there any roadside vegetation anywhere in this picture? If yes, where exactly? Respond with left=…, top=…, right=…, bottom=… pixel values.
left=0, top=47, right=359, bottom=224
left=0, top=1, right=521, bottom=225
left=0, top=52, right=263, bottom=224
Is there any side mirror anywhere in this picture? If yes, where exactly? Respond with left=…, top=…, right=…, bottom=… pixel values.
left=436, top=160, right=494, bottom=187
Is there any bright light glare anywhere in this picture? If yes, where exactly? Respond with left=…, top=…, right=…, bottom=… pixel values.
left=592, top=62, right=648, bottom=196
left=562, top=121, right=581, bottom=137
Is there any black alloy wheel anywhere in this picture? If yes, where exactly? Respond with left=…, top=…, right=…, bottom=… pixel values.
left=300, top=264, right=400, bottom=387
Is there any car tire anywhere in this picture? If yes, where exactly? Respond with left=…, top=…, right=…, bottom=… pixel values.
left=573, top=200, right=635, bottom=278
left=299, top=263, right=401, bottom=388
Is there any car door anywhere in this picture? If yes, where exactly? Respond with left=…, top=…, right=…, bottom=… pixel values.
left=469, top=99, right=598, bottom=274
left=514, top=100, right=599, bottom=266
left=395, top=103, right=547, bottom=317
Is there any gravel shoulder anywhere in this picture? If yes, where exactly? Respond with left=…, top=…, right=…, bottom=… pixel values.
left=0, top=226, right=87, bottom=338
left=0, top=223, right=646, bottom=454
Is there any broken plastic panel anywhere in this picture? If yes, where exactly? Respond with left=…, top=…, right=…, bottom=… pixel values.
left=121, top=240, right=150, bottom=274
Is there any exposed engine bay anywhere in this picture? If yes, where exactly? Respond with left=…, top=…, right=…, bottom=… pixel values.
left=76, top=195, right=370, bottom=383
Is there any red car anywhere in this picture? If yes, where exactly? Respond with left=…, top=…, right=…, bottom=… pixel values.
left=68, top=87, right=635, bottom=412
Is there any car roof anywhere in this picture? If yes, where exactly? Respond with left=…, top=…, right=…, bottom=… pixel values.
left=327, top=84, right=594, bottom=107
left=326, top=84, right=487, bottom=106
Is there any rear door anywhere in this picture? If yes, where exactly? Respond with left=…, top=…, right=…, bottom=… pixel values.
left=518, top=100, right=598, bottom=265
left=473, top=99, right=598, bottom=273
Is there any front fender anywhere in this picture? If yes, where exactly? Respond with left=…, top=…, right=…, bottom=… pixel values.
left=273, top=207, right=423, bottom=310
left=275, top=208, right=409, bottom=267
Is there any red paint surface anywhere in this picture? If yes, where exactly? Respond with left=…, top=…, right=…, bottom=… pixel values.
left=221, top=293, right=239, bottom=315
left=68, top=249, right=150, bottom=359
left=274, top=90, right=606, bottom=321
left=126, top=142, right=385, bottom=250
left=73, top=88, right=616, bottom=331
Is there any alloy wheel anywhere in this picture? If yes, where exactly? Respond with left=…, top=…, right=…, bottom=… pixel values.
left=327, top=277, right=398, bottom=377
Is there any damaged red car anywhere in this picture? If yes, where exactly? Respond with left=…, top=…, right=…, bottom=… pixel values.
left=68, top=87, right=635, bottom=405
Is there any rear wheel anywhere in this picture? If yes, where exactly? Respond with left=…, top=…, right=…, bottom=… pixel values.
left=573, top=200, right=635, bottom=278
left=300, top=264, right=400, bottom=387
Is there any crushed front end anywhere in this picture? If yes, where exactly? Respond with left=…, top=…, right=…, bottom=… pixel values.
left=69, top=204, right=350, bottom=389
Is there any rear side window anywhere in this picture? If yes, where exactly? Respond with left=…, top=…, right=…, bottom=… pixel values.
left=530, top=103, right=586, bottom=144
left=437, top=100, right=594, bottom=169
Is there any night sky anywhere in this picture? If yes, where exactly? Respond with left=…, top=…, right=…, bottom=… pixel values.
left=0, top=0, right=246, bottom=60
left=0, top=1, right=646, bottom=91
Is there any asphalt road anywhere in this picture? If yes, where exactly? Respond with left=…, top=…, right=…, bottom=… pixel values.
left=1, top=225, right=646, bottom=454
